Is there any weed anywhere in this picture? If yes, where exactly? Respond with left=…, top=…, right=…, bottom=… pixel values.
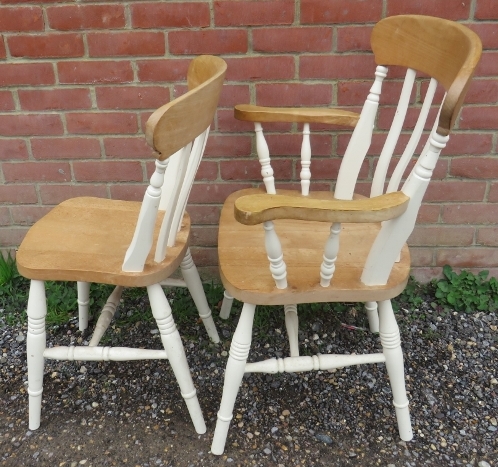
left=434, top=265, right=498, bottom=312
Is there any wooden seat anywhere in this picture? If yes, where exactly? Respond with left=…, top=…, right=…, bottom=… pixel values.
left=211, top=16, right=482, bottom=455
left=16, top=55, right=227, bottom=435
left=17, top=197, right=190, bottom=287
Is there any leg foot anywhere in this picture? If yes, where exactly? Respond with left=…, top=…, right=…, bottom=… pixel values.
left=378, top=300, right=413, bottom=441
left=147, top=283, right=206, bottom=434
left=27, top=280, right=47, bottom=430
left=211, top=303, right=256, bottom=455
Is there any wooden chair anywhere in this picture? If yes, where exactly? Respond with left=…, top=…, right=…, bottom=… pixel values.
left=16, top=55, right=227, bottom=434
left=211, top=16, right=481, bottom=454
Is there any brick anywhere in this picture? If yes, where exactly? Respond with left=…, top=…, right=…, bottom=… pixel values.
left=195, top=161, right=218, bottom=181
left=110, top=184, right=146, bottom=202
left=442, top=204, right=498, bottom=224
left=488, top=183, right=498, bottom=202
left=256, top=83, right=332, bottom=107
left=459, top=106, right=498, bottom=129
left=218, top=85, right=250, bottom=108
left=450, top=157, right=498, bottom=179
left=11, top=206, right=52, bottom=226
left=309, top=158, right=369, bottom=180
left=0, top=208, right=11, bottom=227
left=137, top=59, right=190, bottom=83
left=408, top=226, right=474, bottom=246
left=40, top=184, right=107, bottom=205
left=0, top=185, right=37, bottom=204
left=424, top=181, right=486, bottom=202
left=387, top=0, right=470, bottom=19
left=169, top=29, right=247, bottom=55
left=96, top=86, right=170, bottom=110
left=444, top=132, right=493, bottom=155
left=0, top=228, right=28, bottom=248
left=465, top=79, right=498, bottom=104
left=300, top=55, right=376, bottom=80
left=253, top=27, right=332, bottom=53
left=475, top=52, right=498, bottom=76
left=337, top=81, right=410, bottom=106
left=8, top=33, right=84, bottom=58
left=73, top=161, right=143, bottom=182
left=31, top=138, right=101, bottom=160
left=204, top=135, right=252, bottom=158
left=475, top=0, right=498, bottom=20
left=477, top=227, right=498, bottom=246
left=189, top=246, right=218, bottom=267
left=225, top=56, right=295, bottom=81
left=3, top=162, right=70, bottom=183
left=301, top=0, right=382, bottom=24
left=215, top=0, right=293, bottom=26
left=66, top=112, right=137, bottom=135
left=0, top=7, right=43, bottom=32
left=409, top=248, right=434, bottom=267
left=0, top=38, right=6, bottom=58
left=189, top=183, right=252, bottom=203
left=0, top=63, right=54, bottom=86
left=336, top=25, right=373, bottom=52
left=104, top=137, right=156, bottom=159
left=468, top=24, right=498, bottom=50
left=187, top=204, right=221, bottom=225
left=0, top=91, right=15, bottom=111
left=411, top=267, right=442, bottom=282
left=0, top=139, right=28, bottom=160
left=18, top=88, right=91, bottom=111
left=436, top=248, right=498, bottom=268
left=58, top=61, right=133, bottom=84
left=47, top=4, right=125, bottom=30
left=217, top=109, right=257, bottom=133
left=220, top=159, right=292, bottom=181
left=131, top=2, right=210, bottom=28
left=0, top=114, right=62, bottom=136
left=417, top=204, right=440, bottom=223
left=190, top=226, right=218, bottom=247
left=264, top=134, right=332, bottom=156
left=88, top=32, right=165, bottom=57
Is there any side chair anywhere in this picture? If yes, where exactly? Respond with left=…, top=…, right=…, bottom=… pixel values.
left=211, top=16, right=482, bottom=454
left=16, top=55, right=227, bottom=434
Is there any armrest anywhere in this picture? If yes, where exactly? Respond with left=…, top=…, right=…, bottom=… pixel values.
left=234, top=104, right=360, bottom=127
left=234, top=191, right=410, bottom=225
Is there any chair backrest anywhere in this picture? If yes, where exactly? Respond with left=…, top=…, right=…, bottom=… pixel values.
left=239, top=15, right=481, bottom=288
left=122, top=55, right=226, bottom=272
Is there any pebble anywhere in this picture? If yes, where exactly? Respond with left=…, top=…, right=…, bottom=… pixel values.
left=263, top=448, right=271, bottom=455
left=315, top=433, right=333, bottom=445
left=478, top=462, right=491, bottom=467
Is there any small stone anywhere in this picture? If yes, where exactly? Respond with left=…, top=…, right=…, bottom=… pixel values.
left=226, top=459, right=233, bottom=463
left=92, top=402, right=99, bottom=408
left=221, top=351, right=228, bottom=357
left=263, top=448, right=271, bottom=455
left=33, top=451, right=39, bottom=459
left=271, top=427, right=278, bottom=434
left=79, top=461, right=87, bottom=465
left=478, top=462, right=491, bottom=467
left=282, top=409, right=290, bottom=417
left=487, top=426, right=497, bottom=432
left=79, top=366, right=87, bottom=374
left=16, top=334, right=25, bottom=343
left=315, top=433, right=333, bottom=445
left=247, top=432, right=254, bottom=439
left=150, top=329, right=159, bottom=335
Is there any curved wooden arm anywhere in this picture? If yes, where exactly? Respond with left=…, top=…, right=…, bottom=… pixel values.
left=234, top=191, right=410, bottom=225
left=234, top=104, right=360, bottom=127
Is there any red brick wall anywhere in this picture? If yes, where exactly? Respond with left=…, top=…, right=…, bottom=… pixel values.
left=0, top=0, right=497, bottom=282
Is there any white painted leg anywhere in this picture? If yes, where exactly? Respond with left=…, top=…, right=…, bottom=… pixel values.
left=378, top=300, right=413, bottom=441
left=27, top=280, right=47, bottom=430
left=365, top=301, right=379, bottom=333
left=147, top=283, right=206, bottom=434
left=180, top=248, right=220, bottom=343
left=284, top=304, right=299, bottom=357
left=211, top=302, right=256, bottom=455
left=219, top=291, right=234, bottom=320
left=77, top=281, right=90, bottom=332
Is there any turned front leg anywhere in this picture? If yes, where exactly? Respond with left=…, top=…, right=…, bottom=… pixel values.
left=211, top=302, right=256, bottom=455
left=378, top=300, right=413, bottom=441
left=27, top=280, right=47, bottom=430
left=147, top=283, right=206, bottom=434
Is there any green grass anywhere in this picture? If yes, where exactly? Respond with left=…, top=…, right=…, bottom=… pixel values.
left=1, top=254, right=496, bottom=334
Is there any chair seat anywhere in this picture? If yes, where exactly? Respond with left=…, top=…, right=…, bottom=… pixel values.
left=219, top=188, right=410, bottom=305
left=17, top=197, right=190, bottom=287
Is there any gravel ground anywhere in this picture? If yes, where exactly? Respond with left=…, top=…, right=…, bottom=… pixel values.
left=0, top=297, right=497, bottom=467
